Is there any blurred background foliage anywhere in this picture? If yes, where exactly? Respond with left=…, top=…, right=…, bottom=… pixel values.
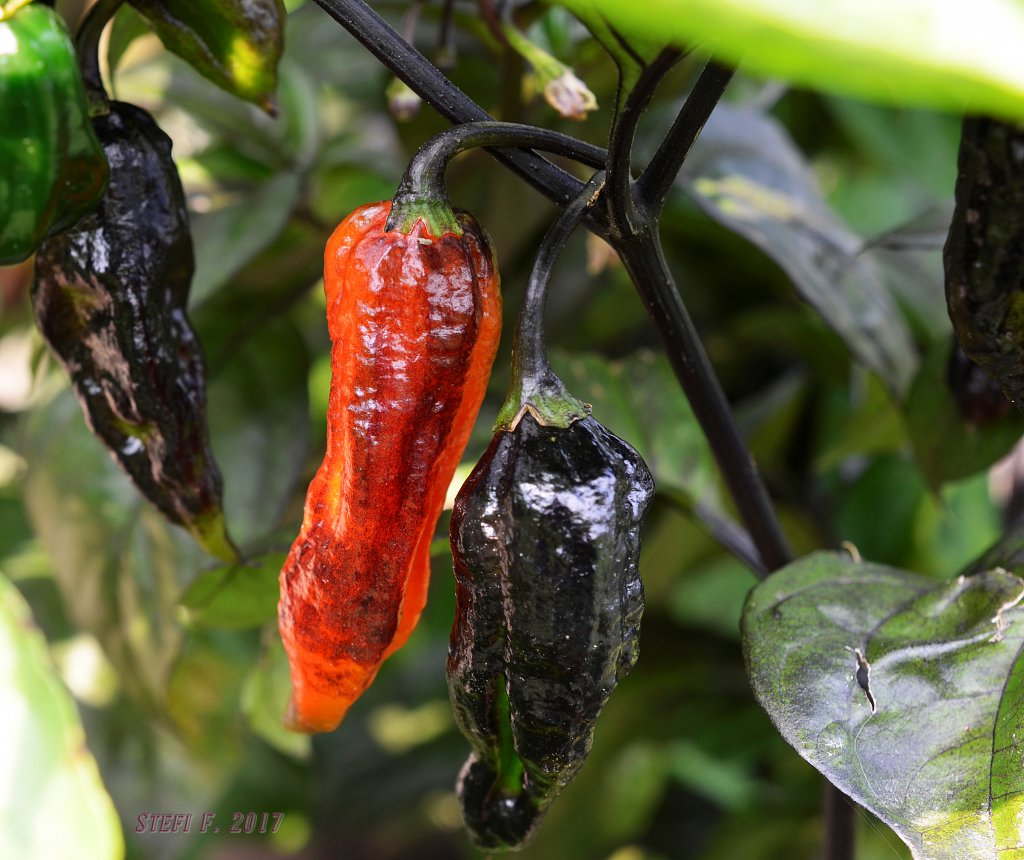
left=0, top=0, right=1019, bottom=858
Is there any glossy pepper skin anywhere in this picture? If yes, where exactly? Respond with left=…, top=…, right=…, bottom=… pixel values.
left=278, top=201, right=502, bottom=733
left=32, top=102, right=234, bottom=561
left=944, top=116, right=1024, bottom=410
left=0, top=4, right=108, bottom=264
left=448, top=413, right=654, bottom=850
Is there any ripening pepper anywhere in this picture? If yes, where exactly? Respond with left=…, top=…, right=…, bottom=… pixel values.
left=944, top=116, right=1024, bottom=410
left=32, top=101, right=236, bottom=562
left=278, top=200, right=502, bottom=733
left=448, top=411, right=654, bottom=849
left=0, top=3, right=108, bottom=264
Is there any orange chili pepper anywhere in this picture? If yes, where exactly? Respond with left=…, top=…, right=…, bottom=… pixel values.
left=279, top=200, right=501, bottom=733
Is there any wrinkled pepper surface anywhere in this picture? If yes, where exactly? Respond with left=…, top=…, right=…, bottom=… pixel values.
left=0, top=3, right=108, bottom=264
left=278, top=200, right=502, bottom=733
left=944, top=116, right=1024, bottom=410
left=32, top=101, right=235, bottom=561
left=448, top=412, right=654, bottom=849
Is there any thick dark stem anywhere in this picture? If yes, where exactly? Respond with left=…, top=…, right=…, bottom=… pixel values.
left=74, top=0, right=125, bottom=115
left=606, top=48, right=682, bottom=233
left=388, top=121, right=607, bottom=234
left=602, top=43, right=789, bottom=575
left=637, top=59, right=734, bottom=213
left=616, top=233, right=791, bottom=575
left=496, top=173, right=606, bottom=431
left=312, top=0, right=594, bottom=219
left=823, top=784, right=855, bottom=860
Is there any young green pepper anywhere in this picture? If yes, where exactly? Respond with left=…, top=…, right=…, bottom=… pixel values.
left=0, top=3, right=108, bottom=264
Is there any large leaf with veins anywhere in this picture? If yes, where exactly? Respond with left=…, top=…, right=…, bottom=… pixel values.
left=743, top=551, right=1024, bottom=859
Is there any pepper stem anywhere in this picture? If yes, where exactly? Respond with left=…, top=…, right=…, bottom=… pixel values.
left=495, top=172, right=606, bottom=431
left=387, top=121, right=607, bottom=236
left=74, top=0, right=125, bottom=117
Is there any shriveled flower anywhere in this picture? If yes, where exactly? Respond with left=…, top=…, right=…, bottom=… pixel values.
left=541, top=68, right=598, bottom=121
left=502, top=23, right=598, bottom=121
left=386, top=76, right=422, bottom=122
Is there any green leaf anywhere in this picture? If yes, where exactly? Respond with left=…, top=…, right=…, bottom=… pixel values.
left=205, top=317, right=310, bottom=549
left=0, top=573, right=124, bottom=860
left=129, top=0, right=285, bottom=111
left=681, top=103, right=918, bottom=395
left=905, top=338, right=1024, bottom=488
left=180, top=552, right=285, bottom=630
left=241, top=636, right=311, bottom=758
left=189, top=173, right=302, bottom=305
left=576, top=0, right=1024, bottom=124
left=19, top=390, right=202, bottom=707
left=743, top=551, right=1024, bottom=859
left=106, top=5, right=151, bottom=77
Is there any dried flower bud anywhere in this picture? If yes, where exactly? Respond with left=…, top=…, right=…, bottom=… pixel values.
left=541, top=68, right=598, bottom=121
left=386, top=76, right=422, bottom=122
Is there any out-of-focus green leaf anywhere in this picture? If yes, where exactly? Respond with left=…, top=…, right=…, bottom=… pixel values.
left=180, top=552, right=285, bottom=630
left=206, top=317, right=310, bottom=549
left=165, top=631, right=253, bottom=762
left=833, top=455, right=926, bottom=568
left=571, top=0, right=1024, bottom=123
left=905, top=338, right=1024, bottom=489
left=813, top=374, right=906, bottom=473
left=682, top=104, right=918, bottom=395
left=19, top=391, right=201, bottom=707
left=130, top=0, right=285, bottom=111
left=551, top=349, right=719, bottom=506
left=665, top=739, right=761, bottom=812
left=744, top=551, right=1024, bottom=860
left=599, top=743, right=668, bottom=842
left=190, top=172, right=302, bottom=305
left=0, top=573, right=123, bottom=860
left=106, top=5, right=151, bottom=77
left=242, top=636, right=310, bottom=759
left=910, top=472, right=1002, bottom=580
left=668, top=555, right=752, bottom=639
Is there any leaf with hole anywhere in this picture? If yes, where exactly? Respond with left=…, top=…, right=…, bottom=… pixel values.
left=743, top=551, right=1024, bottom=859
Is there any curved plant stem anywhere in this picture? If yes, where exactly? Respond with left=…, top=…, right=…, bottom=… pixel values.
left=605, top=48, right=681, bottom=233
left=600, top=44, right=790, bottom=575
left=637, top=59, right=734, bottom=214
left=495, top=173, right=606, bottom=431
left=388, top=121, right=606, bottom=234
left=823, top=784, right=856, bottom=860
left=74, top=0, right=125, bottom=115
left=312, top=0, right=595, bottom=219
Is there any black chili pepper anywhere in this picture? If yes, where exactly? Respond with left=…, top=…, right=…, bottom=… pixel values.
left=944, top=116, right=1024, bottom=411
left=447, top=173, right=655, bottom=849
left=32, top=101, right=237, bottom=562
left=946, top=337, right=1012, bottom=427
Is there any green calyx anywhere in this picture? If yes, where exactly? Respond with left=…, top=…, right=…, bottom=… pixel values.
left=495, top=364, right=591, bottom=432
left=192, top=507, right=242, bottom=564
left=386, top=195, right=463, bottom=238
